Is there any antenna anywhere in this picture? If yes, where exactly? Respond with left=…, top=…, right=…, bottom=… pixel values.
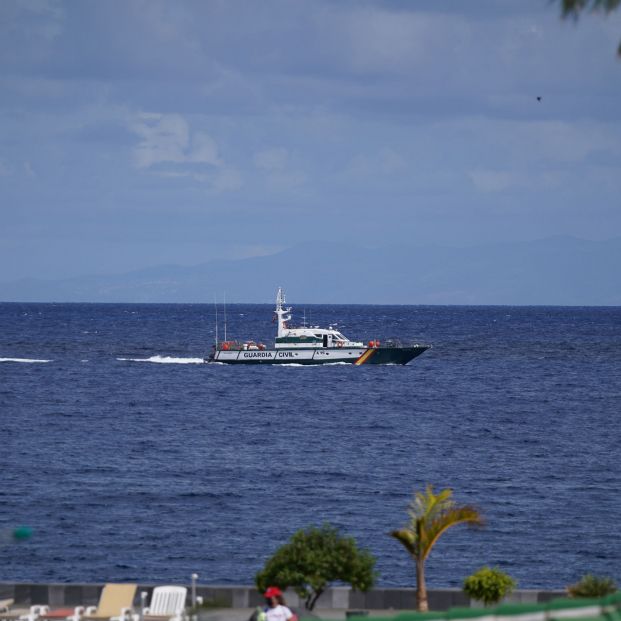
left=214, top=296, right=219, bottom=348
left=223, top=292, right=227, bottom=342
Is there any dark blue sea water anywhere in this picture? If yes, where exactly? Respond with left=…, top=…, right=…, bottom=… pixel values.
left=1, top=303, right=620, bottom=589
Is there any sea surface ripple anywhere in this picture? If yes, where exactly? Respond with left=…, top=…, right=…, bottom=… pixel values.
left=1, top=302, right=620, bottom=588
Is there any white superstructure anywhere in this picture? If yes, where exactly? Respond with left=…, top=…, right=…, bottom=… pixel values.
left=274, top=287, right=363, bottom=350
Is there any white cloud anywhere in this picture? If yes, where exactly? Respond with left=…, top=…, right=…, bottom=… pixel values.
left=0, top=160, right=11, bottom=176
left=189, top=132, right=221, bottom=166
left=153, top=171, right=189, bottom=179
left=253, top=146, right=307, bottom=192
left=533, top=122, right=620, bottom=163
left=266, top=171, right=307, bottom=192
left=469, top=170, right=521, bottom=193
left=129, top=112, right=245, bottom=192
left=334, top=7, right=472, bottom=76
left=254, top=147, right=288, bottom=171
left=468, top=169, right=567, bottom=193
left=212, top=168, right=242, bottom=192
left=442, top=117, right=621, bottom=168
left=23, top=161, right=35, bottom=177
left=8, top=0, right=64, bottom=40
left=131, top=113, right=189, bottom=168
left=0, top=159, right=36, bottom=177
left=344, top=147, right=407, bottom=178
left=344, top=9, right=427, bottom=72
left=131, top=113, right=224, bottom=169
left=150, top=166, right=242, bottom=192
left=377, top=148, right=406, bottom=174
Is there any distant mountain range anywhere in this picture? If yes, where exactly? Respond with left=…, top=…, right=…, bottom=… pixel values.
left=1, top=236, right=620, bottom=305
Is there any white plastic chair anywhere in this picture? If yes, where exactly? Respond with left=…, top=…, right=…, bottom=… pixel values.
left=139, top=587, right=187, bottom=621
left=0, top=605, right=55, bottom=621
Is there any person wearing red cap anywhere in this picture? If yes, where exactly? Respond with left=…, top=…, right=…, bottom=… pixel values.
left=262, top=587, right=297, bottom=621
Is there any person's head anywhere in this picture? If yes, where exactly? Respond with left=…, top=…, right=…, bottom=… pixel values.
left=264, top=587, right=283, bottom=608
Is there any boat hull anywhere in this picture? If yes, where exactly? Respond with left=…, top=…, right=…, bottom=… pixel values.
left=208, top=345, right=429, bottom=365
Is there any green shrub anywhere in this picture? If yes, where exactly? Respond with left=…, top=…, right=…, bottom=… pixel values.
left=567, top=574, right=618, bottom=598
left=255, top=523, right=376, bottom=610
left=463, top=566, right=517, bottom=606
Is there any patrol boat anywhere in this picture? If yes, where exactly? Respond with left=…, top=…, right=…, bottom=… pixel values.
left=207, top=288, right=430, bottom=365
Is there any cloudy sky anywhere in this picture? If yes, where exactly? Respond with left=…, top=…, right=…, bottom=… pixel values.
left=1, top=0, right=620, bottom=281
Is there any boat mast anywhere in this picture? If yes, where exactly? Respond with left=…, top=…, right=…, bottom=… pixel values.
left=275, top=287, right=292, bottom=337
left=223, top=292, right=227, bottom=342
left=214, top=297, right=219, bottom=348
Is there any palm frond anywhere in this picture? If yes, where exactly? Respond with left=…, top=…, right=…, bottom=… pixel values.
left=419, top=505, right=484, bottom=560
left=394, top=486, right=484, bottom=561
left=561, top=0, right=621, bottom=18
left=390, top=528, right=417, bottom=557
left=408, top=485, right=453, bottom=522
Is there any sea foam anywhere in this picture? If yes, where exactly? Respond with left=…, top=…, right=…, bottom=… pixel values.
left=117, top=355, right=205, bottom=364
left=0, top=357, right=51, bottom=363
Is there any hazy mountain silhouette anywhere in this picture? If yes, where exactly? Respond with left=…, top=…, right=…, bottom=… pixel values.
left=1, top=236, right=619, bottom=305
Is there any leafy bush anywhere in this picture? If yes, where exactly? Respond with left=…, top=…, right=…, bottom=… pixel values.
left=255, top=523, right=376, bottom=610
left=567, top=574, right=618, bottom=598
left=463, top=566, right=517, bottom=606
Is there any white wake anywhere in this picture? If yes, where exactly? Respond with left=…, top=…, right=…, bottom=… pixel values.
left=117, top=355, right=206, bottom=364
left=0, top=357, right=51, bottom=363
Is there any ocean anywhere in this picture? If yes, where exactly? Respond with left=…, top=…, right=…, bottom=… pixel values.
left=1, top=302, right=620, bottom=589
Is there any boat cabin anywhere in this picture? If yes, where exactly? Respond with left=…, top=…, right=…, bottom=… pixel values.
left=275, top=327, right=363, bottom=349
left=273, top=288, right=362, bottom=349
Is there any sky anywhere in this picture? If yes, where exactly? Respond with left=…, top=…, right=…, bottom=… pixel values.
left=1, top=0, right=620, bottom=282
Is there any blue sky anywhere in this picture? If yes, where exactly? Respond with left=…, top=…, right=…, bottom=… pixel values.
left=1, top=0, right=620, bottom=281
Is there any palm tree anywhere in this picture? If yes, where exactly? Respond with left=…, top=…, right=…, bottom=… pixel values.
left=391, top=486, right=484, bottom=612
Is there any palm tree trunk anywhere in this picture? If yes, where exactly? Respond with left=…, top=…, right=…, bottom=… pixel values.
left=416, top=558, right=428, bottom=611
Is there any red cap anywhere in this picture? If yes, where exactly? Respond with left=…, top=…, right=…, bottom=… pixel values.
left=264, top=587, right=283, bottom=598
